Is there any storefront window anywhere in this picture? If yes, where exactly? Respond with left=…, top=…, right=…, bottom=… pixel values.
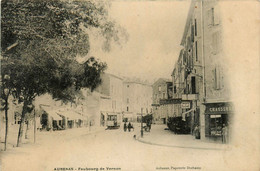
left=206, top=114, right=228, bottom=137
left=210, top=115, right=222, bottom=136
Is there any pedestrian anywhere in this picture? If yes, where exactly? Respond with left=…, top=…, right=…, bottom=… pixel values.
left=148, top=120, right=151, bottom=131
left=124, top=122, right=127, bottom=132
left=128, top=122, right=132, bottom=132
left=194, top=125, right=200, bottom=139
left=222, top=124, right=228, bottom=144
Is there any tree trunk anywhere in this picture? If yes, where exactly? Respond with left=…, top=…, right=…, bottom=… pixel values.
left=4, top=96, right=9, bottom=151
left=25, top=121, right=29, bottom=139
left=17, top=101, right=28, bottom=147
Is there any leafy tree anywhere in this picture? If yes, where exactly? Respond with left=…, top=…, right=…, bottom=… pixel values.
left=0, top=74, right=12, bottom=151
left=1, top=0, right=126, bottom=147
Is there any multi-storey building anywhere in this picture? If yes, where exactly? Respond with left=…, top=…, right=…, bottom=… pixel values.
left=171, top=0, right=233, bottom=142
left=96, top=73, right=124, bottom=124
left=122, top=79, right=152, bottom=122
left=152, top=78, right=173, bottom=124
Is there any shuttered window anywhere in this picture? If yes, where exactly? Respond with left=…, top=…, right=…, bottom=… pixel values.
left=212, top=32, right=220, bottom=54
left=214, top=66, right=221, bottom=90
left=194, top=19, right=197, bottom=36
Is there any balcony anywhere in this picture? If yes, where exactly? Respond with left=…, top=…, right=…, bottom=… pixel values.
left=182, top=94, right=198, bottom=101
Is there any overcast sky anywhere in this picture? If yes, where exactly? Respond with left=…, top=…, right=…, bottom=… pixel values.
left=86, top=1, right=191, bottom=83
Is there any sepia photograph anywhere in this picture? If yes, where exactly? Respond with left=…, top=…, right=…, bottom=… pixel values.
left=0, top=0, right=259, bottom=171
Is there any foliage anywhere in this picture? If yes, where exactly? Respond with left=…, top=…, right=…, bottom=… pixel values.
left=1, top=0, right=126, bottom=146
left=1, top=0, right=122, bottom=103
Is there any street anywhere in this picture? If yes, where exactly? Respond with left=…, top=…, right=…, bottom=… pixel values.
left=1, top=124, right=235, bottom=171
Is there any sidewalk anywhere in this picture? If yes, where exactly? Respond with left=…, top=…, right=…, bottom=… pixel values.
left=136, top=124, right=230, bottom=150
left=0, top=125, right=105, bottom=151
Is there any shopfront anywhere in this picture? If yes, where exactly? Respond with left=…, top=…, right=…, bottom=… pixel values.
left=204, top=102, right=233, bottom=142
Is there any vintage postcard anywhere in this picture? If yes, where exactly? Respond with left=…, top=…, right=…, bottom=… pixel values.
left=0, top=0, right=259, bottom=171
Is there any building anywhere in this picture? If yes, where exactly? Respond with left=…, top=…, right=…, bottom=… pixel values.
left=96, top=73, right=124, bottom=125
left=152, top=78, right=173, bottom=124
left=171, top=0, right=233, bottom=141
left=122, top=79, right=152, bottom=122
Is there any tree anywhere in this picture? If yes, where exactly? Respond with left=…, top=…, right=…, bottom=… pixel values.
left=0, top=74, right=11, bottom=151
left=1, top=0, right=126, bottom=147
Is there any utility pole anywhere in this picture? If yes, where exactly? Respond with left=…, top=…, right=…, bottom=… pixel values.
left=141, top=108, right=143, bottom=138
left=34, top=108, right=36, bottom=143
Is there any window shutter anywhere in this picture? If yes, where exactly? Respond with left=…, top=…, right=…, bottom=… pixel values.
left=212, top=32, right=219, bottom=54
left=214, top=5, right=220, bottom=25
left=207, top=9, right=212, bottom=25
left=214, top=66, right=221, bottom=90
left=191, top=25, right=195, bottom=42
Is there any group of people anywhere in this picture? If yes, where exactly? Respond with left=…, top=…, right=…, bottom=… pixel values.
left=124, top=122, right=134, bottom=132
left=145, top=120, right=152, bottom=132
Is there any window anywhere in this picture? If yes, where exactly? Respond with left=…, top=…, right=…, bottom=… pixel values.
left=112, top=100, right=116, bottom=109
left=194, top=19, right=197, bottom=36
left=14, top=112, right=21, bottom=124
left=174, top=86, right=177, bottom=94
left=214, top=66, right=221, bottom=90
left=158, top=85, right=161, bottom=92
left=211, top=8, right=214, bottom=25
left=162, top=93, right=165, bottom=99
left=214, top=5, right=220, bottom=25
left=127, top=106, right=129, bottom=111
left=127, top=85, right=129, bottom=88
left=207, top=8, right=214, bottom=25
left=212, top=32, right=220, bottom=54
left=191, top=25, right=195, bottom=42
left=191, top=76, right=196, bottom=94
left=209, top=115, right=222, bottom=136
left=195, top=41, right=198, bottom=61
left=127, top=98, right=129, bottom=104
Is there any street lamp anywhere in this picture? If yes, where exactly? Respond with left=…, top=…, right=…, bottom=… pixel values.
left=141, top=108, right=143, bottom=138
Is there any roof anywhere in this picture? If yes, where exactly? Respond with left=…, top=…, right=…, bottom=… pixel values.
left=180, top=1, right=196, bottom=46
left=104, top=72, right=124, bottom=80
left=152, top=78, right=171, bottom=86
left=123, top=80, right=152, bottom=86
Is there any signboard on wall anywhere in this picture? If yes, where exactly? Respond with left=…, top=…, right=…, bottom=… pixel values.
left=204, top=102, right=233, bottom=115
left=159, top=98, right=182, bottom=105
left=181, top=102, right=191, bottom=109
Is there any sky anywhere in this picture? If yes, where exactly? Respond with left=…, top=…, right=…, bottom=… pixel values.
left=85, top=1, right=191, bottom=83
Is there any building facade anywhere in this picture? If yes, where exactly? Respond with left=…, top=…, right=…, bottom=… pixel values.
left=152, top=78, right=173, bottom=124
left=171, top=0, right=233, bottom=141
left=122, top=80, right=152, bottom=122
left=96, top=73, right=124, bottom=125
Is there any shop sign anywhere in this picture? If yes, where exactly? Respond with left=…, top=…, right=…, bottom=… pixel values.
left=205, top=102, right=233, bottom=114
left=181, top=102, right=190, bottom=109
left=159, top=98, right=182, bottom=105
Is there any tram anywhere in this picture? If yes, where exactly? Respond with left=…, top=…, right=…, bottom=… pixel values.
left=106, top=113, right=121, bottom=129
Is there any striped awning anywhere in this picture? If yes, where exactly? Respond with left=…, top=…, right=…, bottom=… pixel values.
left=41, top=106, right=62, bottom=120
left=57, top=109, right=87, bottom=120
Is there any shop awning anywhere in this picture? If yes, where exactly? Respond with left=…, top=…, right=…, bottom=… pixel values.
left=57, top=110, right=77, bottom=120
left=73, top=110, right=87, bottom=120
left=41, top=106, right=62, bottom=120
left=57, top=109, right=87, bottom=120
